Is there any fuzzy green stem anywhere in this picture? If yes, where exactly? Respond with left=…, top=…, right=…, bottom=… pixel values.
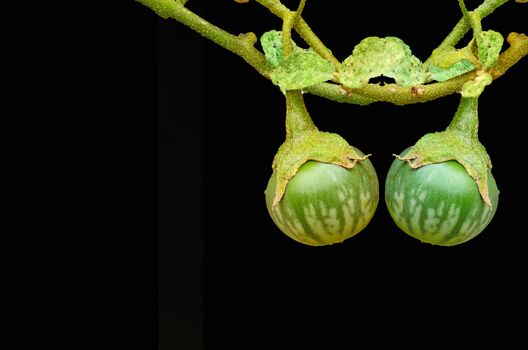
left=281, top=1, right=306, bottom=59
left=296, top=0, right=307, bottom=18
left=255, top=0, right=340, bottom=69
left=458, top=0, right=470, bottom=17
left=425, top=0, right=508, bottom=64
left=304, top=84, right=375, bottom=105
left=285, top=91, right=317, bottom=139
left=142, top=0, right=527, bottom=105
left=469, top=12, right=483, bottom=36
left=282, top=0, right=306, bottom=57
left=488, top=32, right=528, bottom=78
left=282, top=12, right=295, bottom=57
left=447, top=97, right=479, bottom=139
left=280, top=1, right=315, bottom=139
left=458, top=0, right=483, bottom=35
left=136, top=0, right=271, bottom=78
left=333, top=34, right=527, bottom=105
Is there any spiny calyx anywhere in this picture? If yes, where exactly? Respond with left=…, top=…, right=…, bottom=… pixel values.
left=271, top=91, right=368, bottom=207
left=396, top=97, right=494, bottom=207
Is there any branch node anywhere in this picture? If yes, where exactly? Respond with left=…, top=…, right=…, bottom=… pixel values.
left=411, top=86, right=425, bottom=97
left=239, top=32, right=258, bottom=46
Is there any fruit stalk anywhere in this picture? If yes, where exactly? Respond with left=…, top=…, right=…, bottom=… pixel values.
left=447, top=97, right=479, bottom=139
left=285, top=91, right=317, bottom=139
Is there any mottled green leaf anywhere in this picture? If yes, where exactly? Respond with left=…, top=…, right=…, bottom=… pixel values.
left=260, top=30, right=300, bottom=68
left=261, top=30, right=284, bottom=67
left=461, top=72, right=492, bottom=97
left=476, top=30, right=504, bottom=68
left=339, top=36, right=425, bottom=88
left=428, top=60, right=475, bottom=82
left=428, top=45, right=476, bottom=69
left=270, top=50, right=335, bottom=92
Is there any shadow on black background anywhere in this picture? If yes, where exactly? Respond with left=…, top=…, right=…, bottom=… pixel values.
left=158, top=3, right=204, bottom=349
left=155, top=0, right=527, bottom=348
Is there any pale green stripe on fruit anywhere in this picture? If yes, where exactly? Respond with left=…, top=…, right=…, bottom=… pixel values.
left=437, top=204, right=461, bottom=236
left=273, top=203, right=285, bottom=225
left=423, top=208, right=441, bottom=233
left=360, top=192, right=372, bottom=216
left=459, top=206, right=480, bottom=238
left=304, top=203, right=325, bottom=235
left=322, top=207, right=340, bottom=235
left=390, top=191, right=411, bottom=234
left=409, top=203, right=423, bottom=236
left=341, top=202, right=356, bottom=236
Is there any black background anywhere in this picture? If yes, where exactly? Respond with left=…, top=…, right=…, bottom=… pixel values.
left=153, top=1, right=526, bottom=348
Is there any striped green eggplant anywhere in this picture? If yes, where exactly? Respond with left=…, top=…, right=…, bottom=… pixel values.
left=385, top=149, right=499, bottom=246
left=265, top=159, right=379, bottom=246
